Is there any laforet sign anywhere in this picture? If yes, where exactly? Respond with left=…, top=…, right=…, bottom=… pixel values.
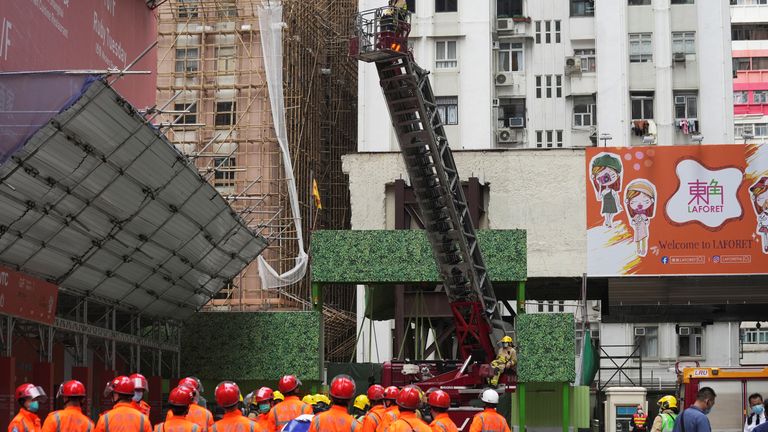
left=586, top=144, right=768, bottom=276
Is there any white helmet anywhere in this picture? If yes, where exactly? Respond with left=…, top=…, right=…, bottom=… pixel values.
left=481, top=389, right=499, bottom=404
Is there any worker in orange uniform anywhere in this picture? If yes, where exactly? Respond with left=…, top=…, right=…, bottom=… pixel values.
left=129, top=374, right=151, bottom=418
left=95, top=376, right=152, bottom=432
left=213, top=381, right=266, bottom=432
left=469, top=389, right=510, bottom=432
left=166, top=378, right=214, bottom=431
left=308, top=375, right=360, bottom=432
left=267, top=375, right=312, bottom=432
left=152, top=386, right=198, bottom=432
left=361, top=385, right=386, bottom=432
left=386, top=386, right=431, bottom=432
left=375, top=386, right=400, bottom=432
left=427, top=390, right=457, bottom=432
left=9, top=384, right=47, bottom=432
left=249, top=387, right=274, bottom=429
left=42, top=381, right=93, bottom=432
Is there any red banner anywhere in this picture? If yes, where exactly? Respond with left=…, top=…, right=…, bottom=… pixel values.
left=0, top=265, right=58, bottom=324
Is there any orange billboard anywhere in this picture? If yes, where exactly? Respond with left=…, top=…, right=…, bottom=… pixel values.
left=586, top=144, right=768, bottom=276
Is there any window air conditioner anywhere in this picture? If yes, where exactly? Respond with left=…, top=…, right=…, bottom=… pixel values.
left=634, top=327, right=646, bottom=337
left=497, top=18, right=514, bottom=31
left=495, top=72, right=514, bottom=86
left=565, top=57, right=583, bottom=76
left=497, top=128, right=516, bottom=143
left=673, top=52, right=686, bottom=62
left=674, top=96, right=686, bottom=105
left=679, top=326, right=691, bottom=336
left=509, top=117, right=525, bottom=128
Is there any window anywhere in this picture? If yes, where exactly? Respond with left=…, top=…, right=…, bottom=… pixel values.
left=546, top=75, right=552, bottom=98
left=736, top=124, right=755, bottom=137
left=732, top=0, right=768, bottom=4
left=744, top=328, right=758, bottom=344
left=671, top=0, right=694, bottom=3
left=173, top=102, right=197, bottom=125
left=735, top=91, right=749, bottom=104
left=570, top=0, right=595, bottom=16
left=756, top=91, right=768, bottom=104
left=497, top=0, right=523, bottom=17
left=733, top=24, right=768, bottom=41
left=498, top=98, right=526, bottom=128
left=546, top=130, right=554, bottom=148
left=629, top=0, right=651, bottom=4
left=754, top=57, right=768, bottom=69
left=575, top=49, right=596, bottom=72
left=178, top=0, right=199, bottom=18
left=215, top=101, right=236, bottom=126
left=573, top=96, right=596, bottom=126
left=213, top=157, right=236, bottom=187
left=674, top=93, right=697, bottom=119
left=555, top=21, right=561, bottom=43
left=757, top=124, right=768, bottom=136
left=678, top=327, right=703, bottom=357
left=175, top=48, right=200, bottom=73
left=435, top=0, right=457, bottom=12
left=435, top=40, right=458, bottom=69
left=734, top=58, right=752, bottom=71
left=637, top=326, right=659, bottom=359
left=672, top=32, right=696, bottom=55
left=536, top=130, right=543, bottom=148
left=535, top=21, right=542, bottom=43
left=436, top=96, right=458, bottom=125
left=216, top=0, right=237, bottom=17
left=535, top=75, right=542, bottom=98
left=631, top=92, right=654, bottom=120
left=556, top=75, right=562, bottom=98
left=629, top=33, right=653, bottom=63
left=545, top=21, right=551, bottom=43
left=498, top=43, right=523, bottom=72
left=217, top=46, right=236, bottom=73
left=556, top=130, right=563, bottom=147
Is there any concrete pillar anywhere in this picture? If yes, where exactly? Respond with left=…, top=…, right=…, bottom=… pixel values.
left=148, top=376, right=163, bottom=425
left=653, top=0, right=674, bottom=145
left=32, top=362, right=54, bottom=418
left=72, top=366, right=93, bottom=418
left=0, top=357, right=16, bottom=428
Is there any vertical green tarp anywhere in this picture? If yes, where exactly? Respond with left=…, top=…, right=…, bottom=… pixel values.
left=580, top=332, right=599, bottom=386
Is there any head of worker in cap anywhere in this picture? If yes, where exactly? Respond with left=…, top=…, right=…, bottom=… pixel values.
left=625, top=179, right=657, bottom=219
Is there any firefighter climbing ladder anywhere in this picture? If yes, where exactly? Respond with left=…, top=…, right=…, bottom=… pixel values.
left=354, top=7, right=511, bottom=361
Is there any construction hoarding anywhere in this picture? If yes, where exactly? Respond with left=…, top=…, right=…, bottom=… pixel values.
left=0, top=265, right=58, bottom=325
left=586, top=144, right=768, bottom=276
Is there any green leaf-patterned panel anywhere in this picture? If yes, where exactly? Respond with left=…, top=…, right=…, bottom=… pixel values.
left=517, top=313, right=576, bottom=383
left=180, top=312, right=321, bottom=381
left=311, top=230, right=526, bottom=283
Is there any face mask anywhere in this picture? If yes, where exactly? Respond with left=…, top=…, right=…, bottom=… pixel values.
left=754, top=405, right=765, bottom=415
left=703, top=403, right=712, bottom=415
left=132, top=392, right=143, bottom=402
left=28, top=401, right=40, bottom=413
left=258, top=403, right=270, bottom=414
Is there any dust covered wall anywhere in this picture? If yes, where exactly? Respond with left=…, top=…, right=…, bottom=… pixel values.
left=180, top=311, right=321, bottom=382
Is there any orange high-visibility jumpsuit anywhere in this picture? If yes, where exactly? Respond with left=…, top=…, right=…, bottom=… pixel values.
left=429, top=413, right=458, bottom=432
left=374, top=406, right=399, bottom=432
left=308, top=405, right=360, bottom=432
left=9, top=408, right=42, bottom=432
left=387, top=412, right=431, bottom=432
left=469, top=409, right=511, bottom=432
left=361, top=405, right=386, bottom=432
left=131, top=401, right=151, bottom=418
left=167, top=404, right=213, bottom=432
left=214, top=410, right=270, bottom=432
left=251, top=413, right=270, bottom=432
left=266, top=396, right=312, bottom=432
left=153, top=415, right=199, bottom=432
left=42, top=406, right=94, bottom=432
left=95, top=402, right=152, bottom=432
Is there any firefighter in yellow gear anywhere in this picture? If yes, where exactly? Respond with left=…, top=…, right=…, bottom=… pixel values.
left=651, top=396, right=678, bottom=432
left=489, top=336, right=517, bottom=387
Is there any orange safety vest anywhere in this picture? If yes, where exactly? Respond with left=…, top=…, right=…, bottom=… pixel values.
left=375, top=406, right=399, bottom=432
left=308, top=405, right=360, bottom=432
left=251, top=414, right=270, bottom=432
left=9, top=408, right=42, bottom=432
left=213, top=410, right=262, bottom=432
left=95, top=402, right=153, bottom=432
left=633, top=413, right=648, bottom=429
left=469, top=409, right=511, bottom=432
left=361, top=405, right=386, bottom=432
left=429, top=414, right=458, bottom=432
left=131, top=401, right=151, bottom=418
left=266, top=396, right=312, bottom=431
left=387, top=412, right=431, bottom=432
left=42, top=406, right=94, bottom=432
left=153, top=416, right=199, bottom=432
left=167, top=404, right=213, bottom=432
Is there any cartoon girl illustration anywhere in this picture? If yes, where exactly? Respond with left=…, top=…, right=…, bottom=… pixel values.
left=624, top=179, right=657, bottom=257
left=590, top=153, right=623, bottom=227
left=750, top=176, right=768, bottom=254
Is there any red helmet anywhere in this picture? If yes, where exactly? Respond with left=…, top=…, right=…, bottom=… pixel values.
left=427, top=390, right=450, bottom=409
left=396, top=386, right=423, bottom=410
left=329, top=375, right=356, bottom=400
left=178, top=377, right=200, bottom=390
left=58, top=381, right=86, bottom=398
left=278, top=375, right=301, bottom=393
left=129, top=374, right=148, bottom=391
left=215, top=381, right=241, bottom=408
left=255, top=387, right=274, bottom=403
left=169, top=386, right=195, bottom=406
left=367, top=385, right=385, bottom=401
left=104, top=376, right=135, bottom=397
left=16, top=384, right=46, bottom=401
left=383, top=386, right=399, bottom=400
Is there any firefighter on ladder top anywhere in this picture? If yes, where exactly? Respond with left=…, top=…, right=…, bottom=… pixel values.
left=379, top=0, right=409, bottom=53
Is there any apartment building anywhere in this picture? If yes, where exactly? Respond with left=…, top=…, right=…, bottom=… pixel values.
left=732, top=0, right=768, bottom=142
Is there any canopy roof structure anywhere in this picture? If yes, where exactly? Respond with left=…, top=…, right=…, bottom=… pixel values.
left=0, top=75, right=268, bottom=319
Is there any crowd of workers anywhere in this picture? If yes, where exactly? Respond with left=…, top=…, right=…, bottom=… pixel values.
left=8, top=373, right=511, bottom=432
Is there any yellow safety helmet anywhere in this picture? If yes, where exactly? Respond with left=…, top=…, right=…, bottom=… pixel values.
left=314, top=394, right=331, bottom=406
left=657, top=395, right=678, bottom=410
left=500, top=336, right=514, bottom=344
left=273, top=391, right=285, bottom=402
left=354, top=394, right=370, bottom=411
left=302, top=394, right=316, bottom=405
